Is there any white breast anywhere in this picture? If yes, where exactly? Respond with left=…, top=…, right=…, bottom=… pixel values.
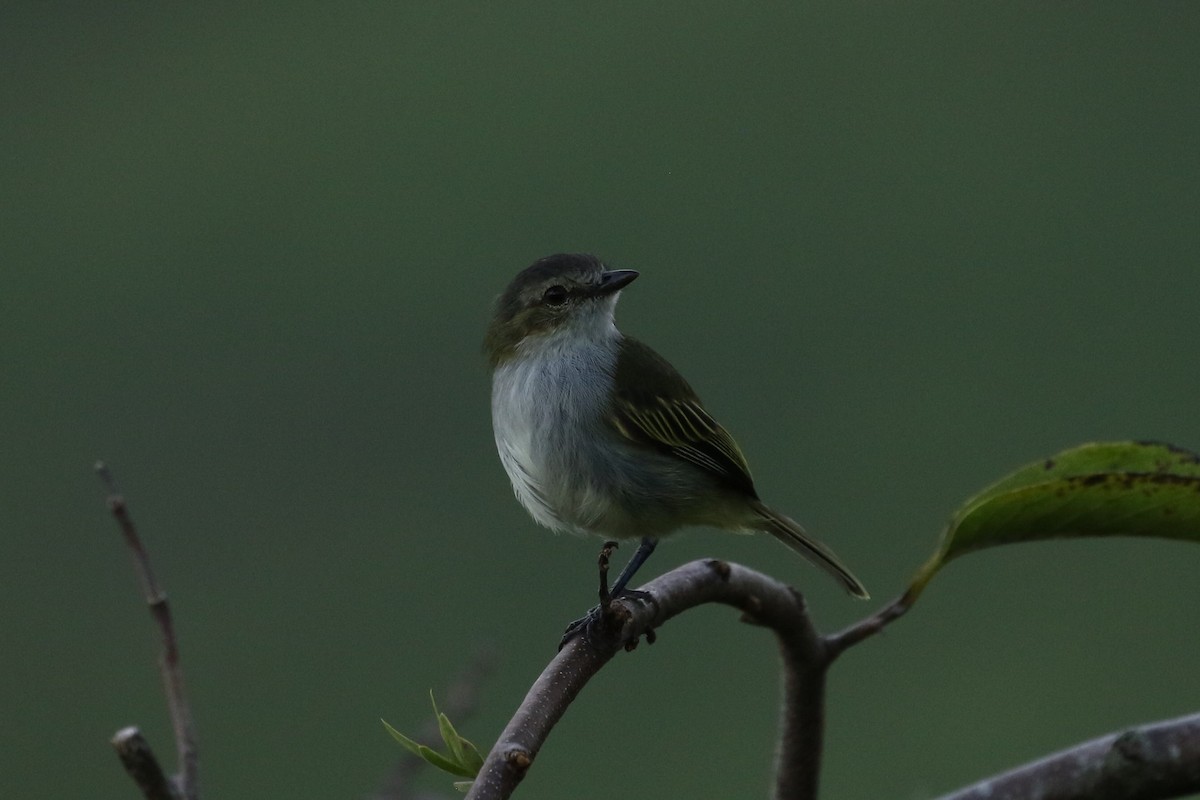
left=491, top=327, right=619, bottom=535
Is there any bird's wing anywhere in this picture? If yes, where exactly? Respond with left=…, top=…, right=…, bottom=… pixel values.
left=609, top=337, right=757, bottom=497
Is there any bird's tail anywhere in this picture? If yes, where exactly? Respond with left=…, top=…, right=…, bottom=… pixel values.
left=750, top=500, right=870, bottom=599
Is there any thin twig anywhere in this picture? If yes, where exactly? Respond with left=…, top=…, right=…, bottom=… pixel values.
left=464, top=559, right=828, bottom=800
left=97, top=462, right=199, bottom=800
left=111, top=727, right=178, bottom=800
left=822, top=586, right=916, bottom=662
left=934, top=711, right=1200, bottom=800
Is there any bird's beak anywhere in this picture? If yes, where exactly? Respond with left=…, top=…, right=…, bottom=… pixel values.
left=593, top=269, right=639, bottom=296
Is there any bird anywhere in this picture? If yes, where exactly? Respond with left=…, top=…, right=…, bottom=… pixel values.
left=484, top=253, right=868, bottom=601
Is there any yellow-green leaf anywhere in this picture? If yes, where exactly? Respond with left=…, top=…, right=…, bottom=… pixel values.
left=458, top=736, right=485, bottom=775
left=909, top=441, right=1200, bottom=598
left=381, top=718, right=423, bottom=756
left=380, top=717, right=476, bottom=778
left=416, top=745, right=476, bottom=778
left=431, top=691, right=466, bottom=766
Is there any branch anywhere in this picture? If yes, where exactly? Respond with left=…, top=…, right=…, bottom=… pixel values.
left=97, top=462, right=198, bottom=800
left=935, top=711, right=1200, bottom=800
left=464, top=559, right=828, bottom=800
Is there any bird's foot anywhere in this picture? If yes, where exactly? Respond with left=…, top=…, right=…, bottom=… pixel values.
left=557, top=588, right=656, bottom=649
left=558, top=541, right=657, bottom=650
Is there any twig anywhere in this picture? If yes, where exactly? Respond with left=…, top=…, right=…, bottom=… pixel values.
left=934, top=711, right=1200, bottom=800
left=822, top=586, right=917, bottom=661
left=464, top=559, right=828, bottom=800
left=97, top=462, right=198, bottom=800
left=111, top=727, right=178, bottom=800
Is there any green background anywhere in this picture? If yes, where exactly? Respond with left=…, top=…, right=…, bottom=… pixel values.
left=4, top=4, right=1199, bottom=797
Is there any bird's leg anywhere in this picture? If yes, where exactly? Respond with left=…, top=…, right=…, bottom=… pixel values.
left=559, top=537, right=659, bottom=650
left=608, top=536, right=658, bottom=598
left=596, top=540, right=620, bottom=607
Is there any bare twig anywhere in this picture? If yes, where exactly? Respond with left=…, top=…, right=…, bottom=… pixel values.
left=111, top=727, right=178, bottom=800
left=464, top=559, right=828, bottom=800
left=934, top=711, right=1200, bottom=800
left=97, top=462, right=198, bottom=800
left=371, top=647, right=499, bottom=800
left=823, top=586, right=917, bottom=661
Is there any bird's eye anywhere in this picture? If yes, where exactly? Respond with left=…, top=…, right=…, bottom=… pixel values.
left=542, top=285, right=569, bottom=306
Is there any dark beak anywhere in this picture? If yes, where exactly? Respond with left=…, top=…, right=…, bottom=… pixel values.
left=594, top=269, right=639, bottom=296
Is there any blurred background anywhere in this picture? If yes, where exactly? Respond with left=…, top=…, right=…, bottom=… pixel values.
left=3, top=3, right=1199, bottom=798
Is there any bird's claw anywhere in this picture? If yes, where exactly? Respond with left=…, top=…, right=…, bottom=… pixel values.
left=557, top=588, right=656, bottom=650
left=557, top=539, right=658, bottom=650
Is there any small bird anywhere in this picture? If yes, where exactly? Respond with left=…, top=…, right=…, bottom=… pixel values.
left=485, top=253, right=868, bottom=600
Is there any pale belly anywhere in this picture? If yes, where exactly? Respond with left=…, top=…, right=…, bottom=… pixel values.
left=492, top=368, right=744, bottom=539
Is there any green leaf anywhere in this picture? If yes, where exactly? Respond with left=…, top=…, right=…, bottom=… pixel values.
left=380, top=717, right=476, bottom=778
left=453, top=781, right=474, bottom=792
left=416, top=745, right=476, bottom=778
left=909, top=441, right=1200, bottom=597
left=458, top=736, right=485, bottom=775
left=381, top=718, right=424, bottom=757
left=432, top=691, right=466, bottom=765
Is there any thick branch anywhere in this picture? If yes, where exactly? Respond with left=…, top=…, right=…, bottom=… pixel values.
left=936, top=711, right=1200, bottom=800
left=770, top=594, right=827, bottom=800
left=464, top=559, right=827, bottom=800
left=97, top=462, right=198, bottom=800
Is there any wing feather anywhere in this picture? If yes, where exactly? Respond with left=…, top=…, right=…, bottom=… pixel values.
left=610, top=338, right=757, bottom=497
